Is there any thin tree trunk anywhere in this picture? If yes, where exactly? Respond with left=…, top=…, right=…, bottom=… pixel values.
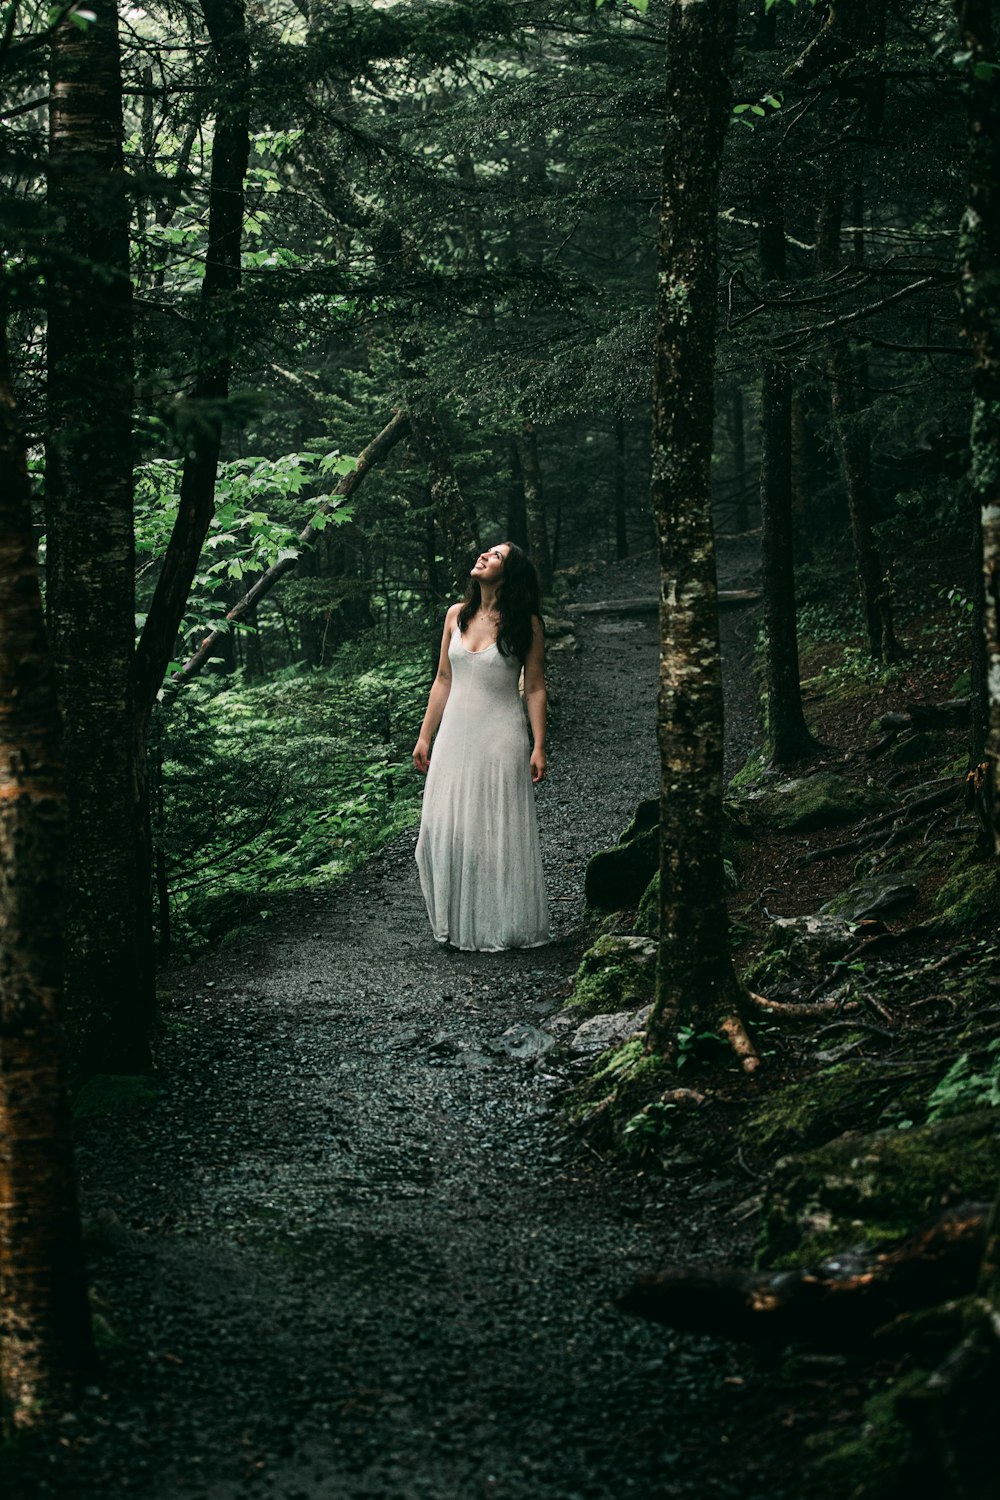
left=0, top=288, right=94, bottom=1432
left=729, top=388, right=749, bottom=532
left=134, top=0, right=251, bottom=722
left=647, top=0, right=756, bottom=1072
left=613, top=415, right=629, bottom=560
left=506, top=444, right=529, bottom=551
left=517, top=421, right=552, bottom=590
left=956, top=0, right=1000, bottom=850
left=790, top=390, right=813, bottom=562
left=758, top=165, right=818, bottom=764
left=46, top=0, right=150, bottom=1077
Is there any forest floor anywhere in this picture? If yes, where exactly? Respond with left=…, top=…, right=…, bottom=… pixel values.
left=8, top=540, right=992, bottom=1499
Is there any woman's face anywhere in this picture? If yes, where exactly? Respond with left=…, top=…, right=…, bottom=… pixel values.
left=471, top=543, right=510, bottom=583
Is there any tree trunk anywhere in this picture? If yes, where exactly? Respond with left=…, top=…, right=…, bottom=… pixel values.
left=758, top=165, right=818, bottom=765
left=647, top=0, right=756, bottom=1072
left=956, top=0, right=1000, bottom=852
left=613, top=415, right=629, bottom=560
left=134, top=0, right=251, bottom=722
left=0, top=289, right=94, bottom=1432
left=516, top=421, right=553, bottom=590
left=728, top=387, right=749, bottom=533
left=46, top=0, right=150, bottom=1077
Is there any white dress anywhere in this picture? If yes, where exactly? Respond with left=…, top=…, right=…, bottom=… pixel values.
left=415, top=626, right=550, bottom=952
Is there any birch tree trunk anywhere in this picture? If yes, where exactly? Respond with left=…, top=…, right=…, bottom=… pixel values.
left=647, top=0, right=756, bottom=1071
left=46, top=0, right=150, bottom=1077
left=0, top=288, right=93, bottom=1432
left=956, top=0, right=1000, bottom=851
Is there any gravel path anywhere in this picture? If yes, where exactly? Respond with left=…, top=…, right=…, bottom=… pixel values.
left=27, top=547, right=778, bottom=1500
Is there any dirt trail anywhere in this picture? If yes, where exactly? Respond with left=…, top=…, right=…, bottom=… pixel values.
left=45, top=548, right=775, bottom=1500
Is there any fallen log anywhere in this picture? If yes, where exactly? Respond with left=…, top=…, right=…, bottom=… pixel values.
left=618, top=1204, right=989, bottom=1350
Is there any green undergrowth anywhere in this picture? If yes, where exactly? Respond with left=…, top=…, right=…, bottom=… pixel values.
left=156, top=635, right=430, bottom=951
left=565, top=935, right=657, bottom=1017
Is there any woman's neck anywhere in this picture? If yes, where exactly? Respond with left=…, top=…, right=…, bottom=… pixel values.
left=479, top=582, right=500, bottom=612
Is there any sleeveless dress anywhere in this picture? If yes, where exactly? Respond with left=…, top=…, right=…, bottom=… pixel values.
left=415, top=625, right=550, bottom=952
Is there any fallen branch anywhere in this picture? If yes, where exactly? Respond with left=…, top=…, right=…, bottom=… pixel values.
left=619, top=1204, right=990, bottom=1350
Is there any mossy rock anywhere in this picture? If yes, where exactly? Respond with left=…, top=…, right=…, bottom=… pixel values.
left=584, top=826, right=659, bottom=911
left=634, top=872, right=659, bottom=937
left=741, top=913, right=855, bottom=989
left=618, top=797, right=659, bottom=844
left=747, top=772, right=893, bottom=833
left=806, top=1370, right=926, bottom=1500
left=567, top=935, right=657, bottom=1018
left=886, top=729, right=953, bottom=766
left=757, top=1110, right=1000, bottom=1269
left=820, top=871, right=918, bottom=923
left=930, top=854, right=999, bottom=935
left=743, top=1056, right=929, bottom=1158
left=74, top=1073, right=157, bottom=1121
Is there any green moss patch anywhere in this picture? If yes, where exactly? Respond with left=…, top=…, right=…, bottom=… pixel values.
left=757, top=1110, right=1000, bottom=1270
left=566, top=935, right=657, bottom=1017
left=747, top=772, right=893, bottom=833
left=930, top=854, right=999, bottom=935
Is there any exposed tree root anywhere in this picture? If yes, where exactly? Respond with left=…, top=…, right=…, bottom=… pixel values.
left=745, top=990, right=857, bottom=1020
left=720, top=1012, right=760, bottom=1072
left=619, top=1204, right=990, bottom=1350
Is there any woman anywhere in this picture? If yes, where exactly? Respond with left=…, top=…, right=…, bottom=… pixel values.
left=412, top=542, right=550, bottom=952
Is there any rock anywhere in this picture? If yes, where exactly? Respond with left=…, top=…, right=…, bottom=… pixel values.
left=757, top=1110, right=1000, bottom=1269
left=569, top=1004, right=652, bottom=1055
left=744, top=914, right=855, bottom=989
left=566, top=935, right=657, bottom=1018
left=820, top=871, right=919, bottom=922
left=584, top=800, right=659, bottom=911
left=886, top=730, right=953, bottom=766
left=747, top=772, right=893, bottom=832
left=488, top=1023, right=557, bottom=1062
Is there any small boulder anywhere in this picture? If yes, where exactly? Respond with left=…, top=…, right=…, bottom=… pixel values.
left=567, top=935, right=657, bottom=1018
left=820, top=871, right=918, bottom=923
left=748, top=772, right=892, bottom=832
left=569, top=1004, right=652, bottom=1055
left=489, top=1023, right=557, bottom=1062
left=748, top=914, right=855, bottom=987
left=757, top=1110, right=1000, bottom=1269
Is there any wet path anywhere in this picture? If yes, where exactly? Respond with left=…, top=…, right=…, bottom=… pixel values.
left=66, top=551, right=769, bottom=1500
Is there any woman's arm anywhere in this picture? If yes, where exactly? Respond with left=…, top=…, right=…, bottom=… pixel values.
left=412, top=604, right=460, bottom=773
left=523, top=614, right=547, bottom=784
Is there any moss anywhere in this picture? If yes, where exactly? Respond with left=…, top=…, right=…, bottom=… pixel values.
left=807, top=1371, right=925, bottom=1499
left=584, top=826, right=659, bottom=911
left=727, top=747, right=769, bottom=794
left=750, top=772, right=892, bottom=833
left=886, top=730, right=953, bottom=766
left=634, top=872, right=659, bottom=937
left=73, top=1073, right=157, bottom=1122
left=566, top=935, right=657, bottom=1017
left=757, top=1110, right=1000, bottom=1270
left=930, top=853, right=999, bottom=935
left=741, top=1062, right=896, bottom=1157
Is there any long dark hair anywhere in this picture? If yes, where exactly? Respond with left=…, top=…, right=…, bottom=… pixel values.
left=458, top=541, right=543, bottom=661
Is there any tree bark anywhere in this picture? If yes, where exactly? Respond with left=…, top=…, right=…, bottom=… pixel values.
left=956, top=0, right=1000, bottom=853
left=613, top=415, right=629, bottom=560
left=134, top=0, right=251, bottom=723
left=516, top=421, right=553, bottom=590
left=0, top=289, right=94, bottom=1432
left=758, top=165, right=819, bottom=765
left=647, top=0, right=756, bottom=1071
left=46, top=0, right=150, bottom=1077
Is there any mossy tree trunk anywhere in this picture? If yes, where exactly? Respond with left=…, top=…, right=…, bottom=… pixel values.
left=956, top=0, right=1000, bottom=853
left=517, top=422, right=553, bottom=590
left=758, top=164, right=819, bottom=765
left=647, top=0, right=756, bottom=1071
left=46, top=0, right=150, bottom=1077
left=0, top=287, right=94, bottom=1432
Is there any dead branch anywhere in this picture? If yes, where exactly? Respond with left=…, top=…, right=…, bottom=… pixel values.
left=619, top=1204, right=990, bottom=1349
